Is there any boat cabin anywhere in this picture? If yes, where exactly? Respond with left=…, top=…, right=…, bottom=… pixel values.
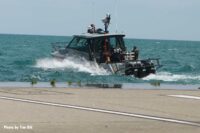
left=66, top=33, right=127, bottom=63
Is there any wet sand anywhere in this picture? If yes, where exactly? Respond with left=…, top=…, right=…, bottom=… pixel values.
left=0, top=87, right=200, bottom=133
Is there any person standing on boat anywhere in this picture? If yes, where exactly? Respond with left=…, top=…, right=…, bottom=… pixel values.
left=91, top=24, right=96, bottom=33
left=132, top=46, right=139, bottom=60
left=102, top=14, right=111, bottom=33
left=112, top=46, right=122, bottom=62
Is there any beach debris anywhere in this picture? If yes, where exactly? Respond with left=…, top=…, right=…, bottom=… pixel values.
left=150, top=81, right=161, bottom=87
left=77, top=80, right=81, bottom=87
left=67, top=81, right=72, bottom=86
left=31, top=78, right=37, bottom=87
left=85, top=83, right=122, bottom=88
left=50, top=79, right=56, bottom=87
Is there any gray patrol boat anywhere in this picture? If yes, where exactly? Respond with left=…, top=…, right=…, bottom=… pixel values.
left=51, top=14, right=161, bottom=78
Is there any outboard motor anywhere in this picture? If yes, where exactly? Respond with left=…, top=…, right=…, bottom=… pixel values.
left=125, top=60, right=156, bottom=78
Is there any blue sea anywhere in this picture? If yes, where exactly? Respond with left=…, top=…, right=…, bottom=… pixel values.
left=0, top=34, right=200, bottom=85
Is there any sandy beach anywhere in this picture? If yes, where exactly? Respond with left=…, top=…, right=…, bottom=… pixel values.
left=0, top=87, right=200, bottom=133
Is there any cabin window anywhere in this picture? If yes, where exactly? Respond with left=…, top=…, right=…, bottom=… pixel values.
left=68, top=37, right=88, bottom=52
left=92, top=36, right=125, bottom=53
left=117, top=37, right=125, bottom=51
left=108, top=36, right=125, bottom=50
left=109, top=37, right=118, bottom=49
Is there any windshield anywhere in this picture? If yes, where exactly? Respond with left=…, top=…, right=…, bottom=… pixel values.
left=67, top=37, right=89, bottom=52
left=109, top=36, right=125, bottom=51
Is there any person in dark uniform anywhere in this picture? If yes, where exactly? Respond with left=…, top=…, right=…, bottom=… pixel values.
left=132, top=46, right=139, bottom=60
left=102, top=14, right=111, bottom=33
left=87, top=24, right=96, bottom=33
left=112, top=46, right=122, bottom=62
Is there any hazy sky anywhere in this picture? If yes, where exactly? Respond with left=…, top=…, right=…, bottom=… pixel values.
left=0, top=0, right=200, bottom=41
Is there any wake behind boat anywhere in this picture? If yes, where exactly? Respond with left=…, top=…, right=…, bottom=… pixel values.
left=51, top=14, right=161, bottom=78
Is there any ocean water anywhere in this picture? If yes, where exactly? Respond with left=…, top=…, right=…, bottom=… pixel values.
left=0, top=34, right=200, bottom=84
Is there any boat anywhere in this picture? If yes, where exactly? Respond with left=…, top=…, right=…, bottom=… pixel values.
left=51, top=14, right=161, bottom=78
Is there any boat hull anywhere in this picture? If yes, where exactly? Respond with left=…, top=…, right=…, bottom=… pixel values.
left=100, top=60, right=156, bottom=78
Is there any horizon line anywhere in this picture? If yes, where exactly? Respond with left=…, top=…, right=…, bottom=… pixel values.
left=0, top=32, right=200, bottom=42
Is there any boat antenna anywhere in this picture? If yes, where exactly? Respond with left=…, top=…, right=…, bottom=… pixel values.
left=114, top=0, right=119, bottom=33
left=92, top=0, right=96, bottom=24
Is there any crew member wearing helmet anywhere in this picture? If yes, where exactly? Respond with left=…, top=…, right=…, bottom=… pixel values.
left=87, top=24, right=96, bottom=33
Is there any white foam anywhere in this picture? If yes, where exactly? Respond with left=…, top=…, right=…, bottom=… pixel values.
left=168, top=48, right=178, bottom=51
left=143, top=72, right=200, bottom=82
left=35, top=57, right=109, bottom=75
left=168, top=95, right=200, bottom=100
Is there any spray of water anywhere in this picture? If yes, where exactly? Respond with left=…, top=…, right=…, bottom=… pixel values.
left=35, top=57, right=109, bottom=75
left=143, top=72, right=200, bottom=82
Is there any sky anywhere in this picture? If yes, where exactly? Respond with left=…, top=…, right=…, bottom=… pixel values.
left=0, top=0, right=200, bottom=41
